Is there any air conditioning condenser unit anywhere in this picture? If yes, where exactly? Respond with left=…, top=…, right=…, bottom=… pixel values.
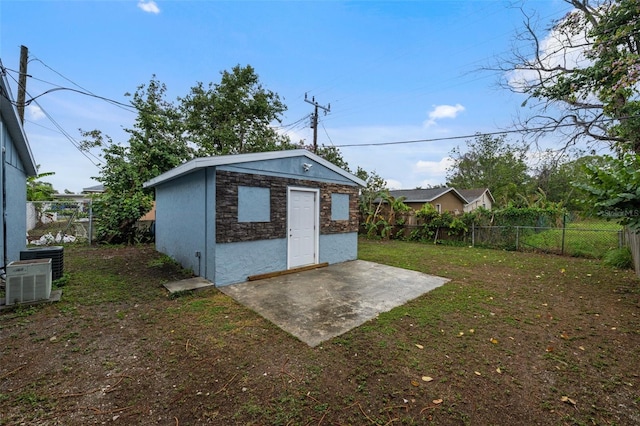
left=5, top=258, right=52, bottom=305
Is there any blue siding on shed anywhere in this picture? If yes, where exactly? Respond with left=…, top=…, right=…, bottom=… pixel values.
left=319, top=233, right=358, bottom=265
left=215, top=238, right=287, bottom=286
left=155, top=170, right=209, bottom=276
left=149, top=150, right=362, bottom=287
left=204, top=168, right=216, bottom=280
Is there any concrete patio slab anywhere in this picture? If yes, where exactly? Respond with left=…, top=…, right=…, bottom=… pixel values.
left=0, top=289, right=62, bottom=311
left=219, top=260, right=449, bottom=347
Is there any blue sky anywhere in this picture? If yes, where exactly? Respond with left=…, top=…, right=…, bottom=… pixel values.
left=1, top=0, right=573, bottom=193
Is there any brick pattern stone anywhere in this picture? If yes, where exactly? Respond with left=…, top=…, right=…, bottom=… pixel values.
left=216, top=170, right=359, bottom=243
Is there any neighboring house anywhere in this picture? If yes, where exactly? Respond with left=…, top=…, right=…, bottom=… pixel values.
left=388, top=187, right=468, bottom=215
left=1, top=62, right=37, bottom=266
left=458, top=188, right=494, bottom=213
left=143, top=149, right=365, bottom=286
left=81, top=184, right=104, bottom=194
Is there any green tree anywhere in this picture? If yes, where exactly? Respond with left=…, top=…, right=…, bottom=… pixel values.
left=26, top=167, right=56, bottom=201
left=180, top=65, right=292, bottom=156
left=355, top=167, right=388, bottom=234
left=126, top=77, right=192, bottom=183
left=90, top=140, right=154, bottom=244
left=503, top=1, right=640, bottom=226
left=446, top=134, right=529, bottom=206
left=82, top=77, right=190, bottom=244
left=530, top=154, right=607, bottom=211
left=576, top=153, right=640, bottom=229
left=503, top=0, right=640, bottom=153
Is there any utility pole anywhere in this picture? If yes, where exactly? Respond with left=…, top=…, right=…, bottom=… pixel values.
left=17, top=45, right=28, bottom=124
left=304, top=93, right=330, bottom=152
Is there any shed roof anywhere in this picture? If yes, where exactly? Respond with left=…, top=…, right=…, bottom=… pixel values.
left=143, top=149, right=366, bottom=188
left=0, top=61, right=37, bottom=176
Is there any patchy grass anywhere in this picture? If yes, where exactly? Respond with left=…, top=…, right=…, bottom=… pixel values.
left=0, top=240, right=638, bottom=425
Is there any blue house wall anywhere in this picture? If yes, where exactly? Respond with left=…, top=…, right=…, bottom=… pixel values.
left=2, top=131, right=29, bottom=262
left=147, top=150, right=363, bottom=287
left=0, top=67, right=37, bottom=268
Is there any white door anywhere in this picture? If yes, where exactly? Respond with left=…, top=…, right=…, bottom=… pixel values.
left=288, top=188, right=319, bottom=268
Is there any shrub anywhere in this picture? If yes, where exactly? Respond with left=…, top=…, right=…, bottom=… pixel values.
left=602, top=247, right=633, bottom=269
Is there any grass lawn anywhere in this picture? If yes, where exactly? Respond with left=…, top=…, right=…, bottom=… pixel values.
left=519, top=218, right=623, bottom=258
left=0, top=240, right=638, bottom=425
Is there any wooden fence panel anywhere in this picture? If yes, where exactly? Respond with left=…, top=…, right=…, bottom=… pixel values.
left=625, top=228, right=640, bottom=277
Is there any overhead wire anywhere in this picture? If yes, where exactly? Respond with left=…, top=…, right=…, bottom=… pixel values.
left=31, top=98, right=104, bottom=166
left=1, top=65, right=135, bottom=111
left=28, top=56, right=136, bottom=113
left=332, top=115, right=631, bottom=148
left=2, top=66, right=104, bottom=167
left=303, top=2, right=609, bottom=151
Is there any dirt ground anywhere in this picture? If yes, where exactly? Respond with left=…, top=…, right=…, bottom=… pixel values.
left=1, top=242, right=639, bottom=425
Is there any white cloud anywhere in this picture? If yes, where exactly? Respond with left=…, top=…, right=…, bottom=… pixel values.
left=138, top=1, right=160, bottom=14
left=27, top=105, right=45, bottom=121
left=411, top=157, right=453, bottom=187
left=385, top=179, right=403, bottom=190
left=414, top=157, right=453, bottom=174
left=423, top=104, right=465, bottom=128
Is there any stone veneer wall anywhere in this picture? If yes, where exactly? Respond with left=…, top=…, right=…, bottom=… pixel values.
left=216, top=170, right=359, bottom=243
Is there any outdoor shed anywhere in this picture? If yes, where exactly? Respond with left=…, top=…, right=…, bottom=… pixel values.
left=1, top=61, right=37, bottom=266
left=143, top=149, right=365, bottom=286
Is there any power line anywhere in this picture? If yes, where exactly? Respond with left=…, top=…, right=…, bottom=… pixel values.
left=320, top=121, right=334, bottom=147
left=25, top=86, right=134, bottom=109
left=332, top=117, right=626, bottom=149
left=3, top=68, right=103, bottom=166
left=0, top=65, right=135, bottom=111
left=31, top=98, right=104, bottom=166
left=28, top=56, right=136, bottom=113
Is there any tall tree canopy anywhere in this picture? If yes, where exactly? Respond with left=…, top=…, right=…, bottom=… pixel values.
left=446, top=134, right=529, bottom=206
left=503, top=0, right=640, bottom=153
left=180, top=65, right=292, bottom=156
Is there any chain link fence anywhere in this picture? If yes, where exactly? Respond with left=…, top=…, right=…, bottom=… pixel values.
left=469, top=224, right=624, bottom=258
left=27, top=200, right=94, bottom=245
left=370, top=218, right=624, bottom=260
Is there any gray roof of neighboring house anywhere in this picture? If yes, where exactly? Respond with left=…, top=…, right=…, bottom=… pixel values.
left=388, top=187, right=467, bottom=203
left=457, top=188, right=494, bottom=204
left=143, top=149, right=366, bottom=188
left=82, top=184, right=105, bottom=193
left=0, top=61, right=37, bottom=176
